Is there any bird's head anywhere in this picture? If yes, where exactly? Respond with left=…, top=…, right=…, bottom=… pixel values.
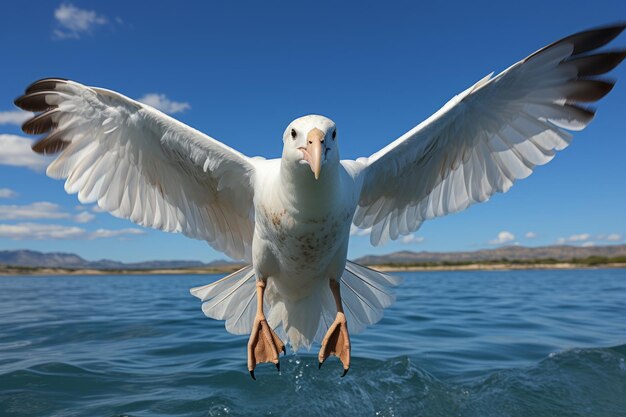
left=282, top=115, right=339, bottom=180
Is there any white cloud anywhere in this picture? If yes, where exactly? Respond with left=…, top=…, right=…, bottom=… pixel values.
left=0, top=202, right=70, bottom=220
left=0, top=223, right=145, bottom=240
left=0, top=223, right=85, bottom=240
left=581, top=241, right=596, bottom=247
left=89, top=228, right=144, bottom=239
left=0, top=134, right=51, bottom=171
left=0, top=188, right=17, bottom=199
left=525, top=231, right=536, bottom=239
left=400, top=234, right=425, bottom=244
left=74, top=211, right=95, bottom=223
left=556, top=233, right=591, bottom=244
left=489, top=231, right=515, bottom=245
left=137, top=94, right=191, bottom=114
left=350, top=224, right=372, bottom=237
left=53, top=3, right=108, bottom=39
left=597, top=233, right=622, bottom=242
left=0, top=202, right=95, bottom=223
left=0, top=110, right=33, bottom=125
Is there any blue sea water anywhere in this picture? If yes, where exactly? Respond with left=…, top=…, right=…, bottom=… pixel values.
left=1, top=269, right=625, bottom=417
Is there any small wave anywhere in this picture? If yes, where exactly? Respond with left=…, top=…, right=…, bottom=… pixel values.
left=1, top=346, right=625, bottom=416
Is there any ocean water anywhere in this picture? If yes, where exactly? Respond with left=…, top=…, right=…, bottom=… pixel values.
left=1, top=269, right=625, bottom=417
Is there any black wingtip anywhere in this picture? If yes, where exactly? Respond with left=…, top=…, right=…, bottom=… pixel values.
left=21, top=109, right=59, bottom=135
left=526, top=23, right=626, bottom=63
left=249, top=370, right=256, bottom=381
left=567, top=50, right=626, bottom=77
left=567, top=23, right=626, bottom=56
left=24, top=78, right=70, bottom=95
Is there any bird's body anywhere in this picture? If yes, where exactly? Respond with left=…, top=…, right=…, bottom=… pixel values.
left=250, top=136, right=361, bottom=349
left=253, top=158, right=353, bottom=297
left=14, top=24, right=626, bottom=377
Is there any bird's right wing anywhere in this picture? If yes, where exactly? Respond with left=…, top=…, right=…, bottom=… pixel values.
left=15, top=79, right=258, bottom=261
left=349, top=24, right=625, bottom=245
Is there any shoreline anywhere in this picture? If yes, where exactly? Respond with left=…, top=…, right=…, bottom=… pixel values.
left=371, top=262, right=626, bottom=272
left=1, top=262, right=625, bottom=276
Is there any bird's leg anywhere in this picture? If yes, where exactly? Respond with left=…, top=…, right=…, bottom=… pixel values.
left=318, top=279, right=351, bottom=377
left=247, top=279, right=285, bottom=380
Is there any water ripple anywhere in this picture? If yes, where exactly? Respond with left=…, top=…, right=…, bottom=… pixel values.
left=0, top=269, right=625, bottom=416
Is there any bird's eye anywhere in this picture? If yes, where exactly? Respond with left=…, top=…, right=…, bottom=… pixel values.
left=332, top=129, right=337, bottom=140
left=290, top=129, right=297, bottom=139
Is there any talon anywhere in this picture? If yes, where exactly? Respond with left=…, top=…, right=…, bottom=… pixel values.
left=250, top=370, right=256, bottom=381
left=318, top=361, right=323, bottom=370
left=276, top=362, right=280, bottom=372
left=341, top=368, right=349, bottom=378
left=282, top=346, right=286, bottom=355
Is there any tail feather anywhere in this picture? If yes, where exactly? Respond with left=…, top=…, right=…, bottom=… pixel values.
left=340, top=261, right=402, bottom=334
left=189, top=265, right=257, bottom=335
left=189, top=261, right=401, bottom=350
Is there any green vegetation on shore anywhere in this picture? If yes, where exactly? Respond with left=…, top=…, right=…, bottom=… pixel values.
left=0, top=264, right=242, bottom=276
left=374, top=256, right=626, bottom=269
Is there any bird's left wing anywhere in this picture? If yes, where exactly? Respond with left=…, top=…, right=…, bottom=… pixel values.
left=350, top=24, right=625, bottom=245
left=15, top=79, right=257, bottom=260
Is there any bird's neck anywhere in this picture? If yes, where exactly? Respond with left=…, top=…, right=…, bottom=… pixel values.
left=278, top=161, right=341, bottom=212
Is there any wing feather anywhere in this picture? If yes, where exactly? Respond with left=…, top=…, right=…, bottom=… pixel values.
left=351, top=24, right=625, bottom=245
left=15, top=79, right=258, bottom=260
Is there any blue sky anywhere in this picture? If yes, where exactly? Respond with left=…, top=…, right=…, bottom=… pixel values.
left=1, top=0, right=625, bottom=263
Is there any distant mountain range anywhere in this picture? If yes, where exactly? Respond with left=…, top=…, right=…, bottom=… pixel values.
left=353, top=244, right=626, bottom=265
left=1, top=244, right=625, bottom=270
left=0, top=250, right=241, bottom=270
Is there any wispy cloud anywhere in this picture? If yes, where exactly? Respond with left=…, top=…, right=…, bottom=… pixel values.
left=400, top=234, right=425, bottom=244
left=53, top=3, right=109, bottom=39
left=0, top=134, right=51, bottom=171
left=0, top=223, right=144, bottom=240
left=137, top=94, right=191, bottom=114
left=489, top=231, right=515, bottom=245
left=74, top=211, right=96, bottom=223
left=0, top=202, right=69, bottom=221
left=0, top=188, right=17, bottom=199
left=350, top=225, right=372, bottom=237
left=0, top=110, right=33, bottom=125
left=524, top=231, right=536, bottom=239
left=556, top=233, right=591, bottom=244
left=598, top=233, right=622, bottom=242
left=555, top=232, right=623, bottom=247
left=89, top=228, right=144, bottom=239
left=0, top=201, right=97, bottom=223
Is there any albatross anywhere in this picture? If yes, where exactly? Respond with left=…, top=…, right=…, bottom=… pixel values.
left=15, top=24, right=625, bottom=379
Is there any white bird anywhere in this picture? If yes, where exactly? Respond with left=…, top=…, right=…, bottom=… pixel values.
left=15, top=24, right=625, bottom=379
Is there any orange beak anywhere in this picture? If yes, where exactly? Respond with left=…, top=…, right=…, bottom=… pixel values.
left=305, top=128, right=325, bottom=180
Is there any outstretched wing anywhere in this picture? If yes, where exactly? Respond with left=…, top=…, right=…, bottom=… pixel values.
left=350, top=24, right=625, bottom=245
left=15, top=79, right=258, bottom=260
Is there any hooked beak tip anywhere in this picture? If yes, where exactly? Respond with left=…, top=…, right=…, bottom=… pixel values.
left=306, top=128, right=325, bottom=180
